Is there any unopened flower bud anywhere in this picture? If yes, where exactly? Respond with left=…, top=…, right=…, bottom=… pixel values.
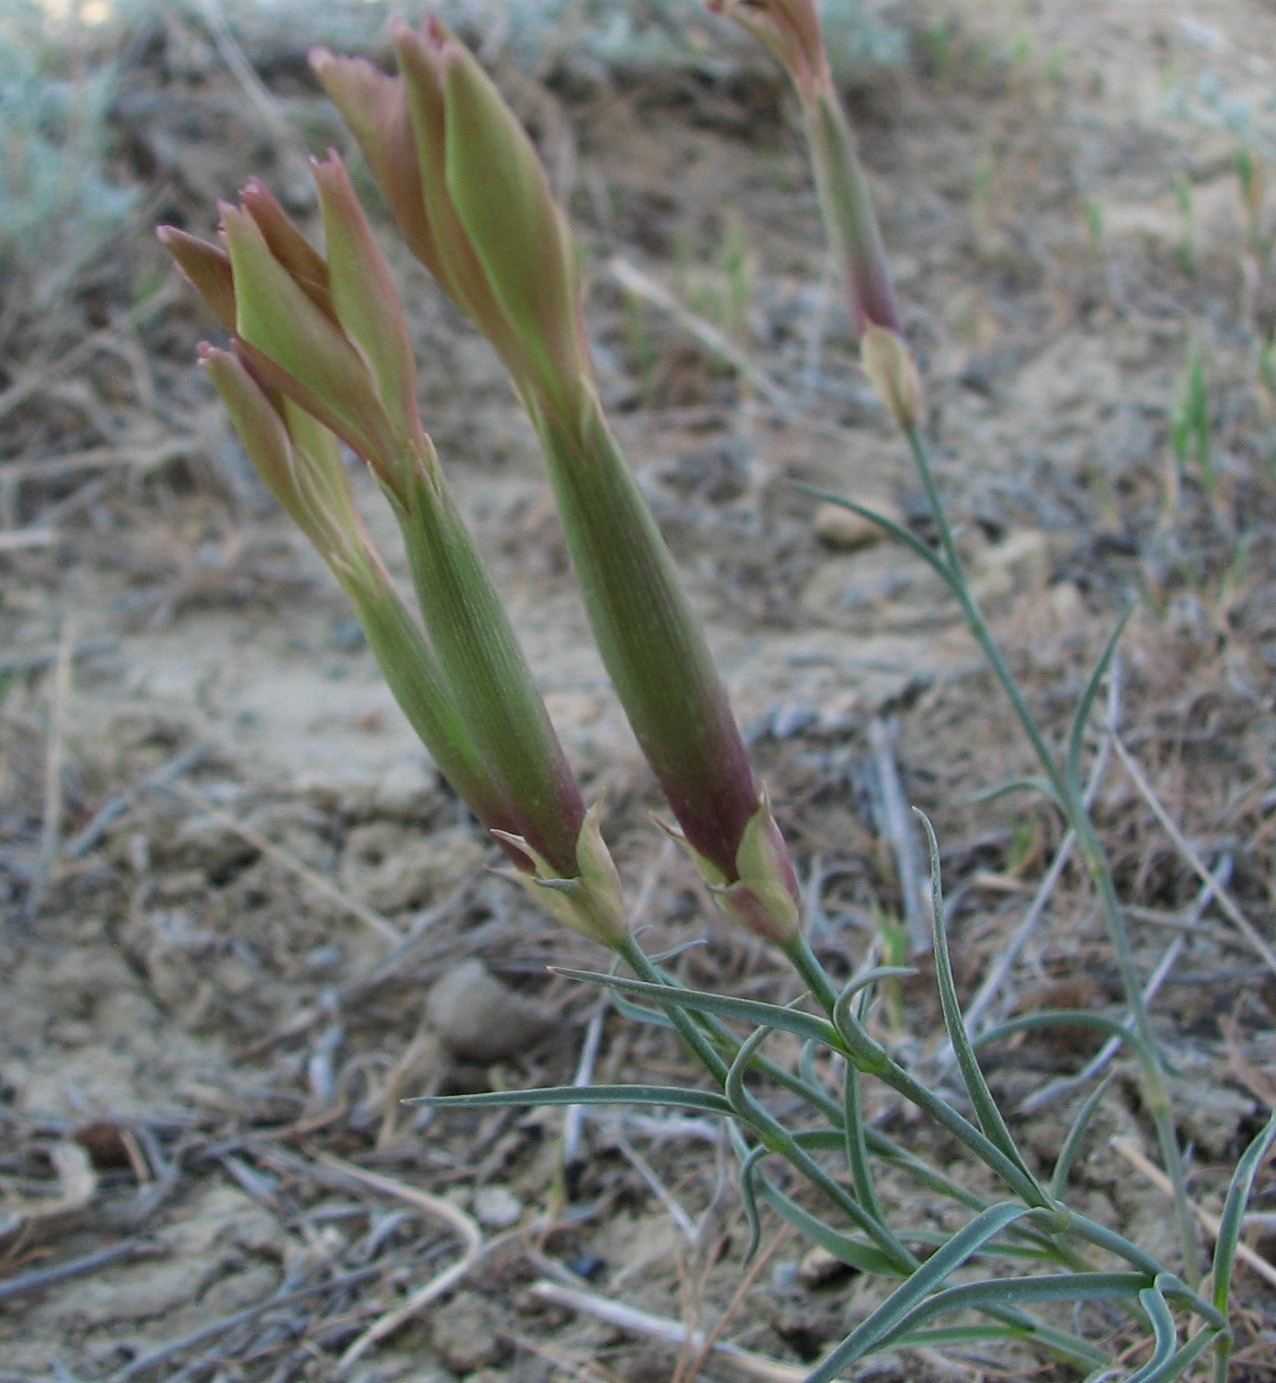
left=710, top=0, right=903, bottom=343
left=313, top=18, right=594, bottom=418
left=706, top=0, right=830, bottom=102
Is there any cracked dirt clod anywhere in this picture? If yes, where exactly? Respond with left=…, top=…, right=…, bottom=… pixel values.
left=427, top=1289, right=511, bottom=1374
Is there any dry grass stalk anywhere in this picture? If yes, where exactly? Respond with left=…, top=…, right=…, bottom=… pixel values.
left=169, top=781, right=405, bottom=943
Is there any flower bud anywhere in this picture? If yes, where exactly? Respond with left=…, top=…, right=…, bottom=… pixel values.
left=312, top=18, right=594, bottom=417
left=664, top=797, right=801, bottom=947
left=197, top=343, right=516, bottom=839
left=709, top=0, right=903, bottom=340
left=167, top=193, right=594, bottom=918
left=706, top=0, right=830, bottom=102
left=311, top=152, right=430, bottom=484
left=312, top=19, right=798, bottom=945
left=156, top=226, right=236, bottom=332
left=220, top=199, right=406, bottom=471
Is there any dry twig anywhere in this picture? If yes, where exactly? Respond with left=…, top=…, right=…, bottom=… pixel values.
left=1112, top=733, right=1276, bottom=980
left=530, top=1278, right=808, bottom=1383
left=1111, top=1135, right=1276, bottom=1291
left=316, top=1153, right=484, bottom=1370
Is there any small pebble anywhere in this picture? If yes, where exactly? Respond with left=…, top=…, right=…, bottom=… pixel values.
left=814, top=498, right=899, bottom=550
left=425, top=959, right=555, bottom=1063
left=799, top=1244, right=855, bottom=1288
left=472, top=1184, right=523, bottom=1230
left=428, top=1289, right=510, bottom=1373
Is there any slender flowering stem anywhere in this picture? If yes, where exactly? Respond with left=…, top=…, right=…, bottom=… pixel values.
left=903, top=422, right=1198, bottom=1278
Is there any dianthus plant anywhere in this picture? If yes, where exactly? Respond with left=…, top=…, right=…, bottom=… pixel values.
left=160, top=6, right=1275, bottom=1380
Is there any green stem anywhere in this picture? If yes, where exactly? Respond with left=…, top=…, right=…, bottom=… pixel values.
left=782, top=931, right=842, bottom=1014
left=904, top=427, right=1060, bottom=782
left=902, top=423, right=1198, bottom=1280
left=842, top=1007, right=1055, bottom=1212
left=619, top=938, right=913, bottom=1268
left=615, top=935, right=729, bottom=1084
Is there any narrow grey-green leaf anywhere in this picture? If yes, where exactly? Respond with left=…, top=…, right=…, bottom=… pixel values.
left=1213, top=1105, right=1276, bottom=1318
left=552, top=967, right=842, bottom=1049
left=1050, top=1076, right=1115, bottom=1199
left=753, top=1176, right=903, bottom=1277
left=1065, top=601, right=1134, bottom=796
left=1125, top=1286, right=1177, bottom=1383
left=737, top=1142, right=768, bottom=1265
left=876, top=1271, right=1147, bottom=1351
left=795, top=484, right=952, bottom=580
left=406, top=1083, right=734, bottom=1116
left=803, top=1202, right=1033, bottom=1382
left=916, top=809, right=1046, bottom=1202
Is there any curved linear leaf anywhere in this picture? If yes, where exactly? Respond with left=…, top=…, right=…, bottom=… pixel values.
left=794, top=484, right=953, bottom=581
left=406, top=1083, right=734, bottom=1116
left=753, top=1175, right=903, bottom=1277
left=1125, top=1285, right=1178, bottom=1383
left=875, top=1271, right=1147, bottom=1353
left=552, top=967, right=843, bottom=1049
left=1051, top=1075, right=1116, bottom=1198
left=1213, top=1104, right=1276, bottom=1318
left=916, top=809, right=1046, bottom=1201
left=976, top=1009, right=1150, bottom=1059
left=1065, top=600, right=1134, bottom=796
left=803, top=1202, right=1034, bottom=1382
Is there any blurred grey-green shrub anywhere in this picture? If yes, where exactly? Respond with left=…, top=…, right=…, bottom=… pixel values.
left=1168, top=69, right=1276, bottom=163
left=147, top=0, right=904, bottom=81
left=0, top=1, right=135, bottom=304
left=432, top=0, right=906, bottom=76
